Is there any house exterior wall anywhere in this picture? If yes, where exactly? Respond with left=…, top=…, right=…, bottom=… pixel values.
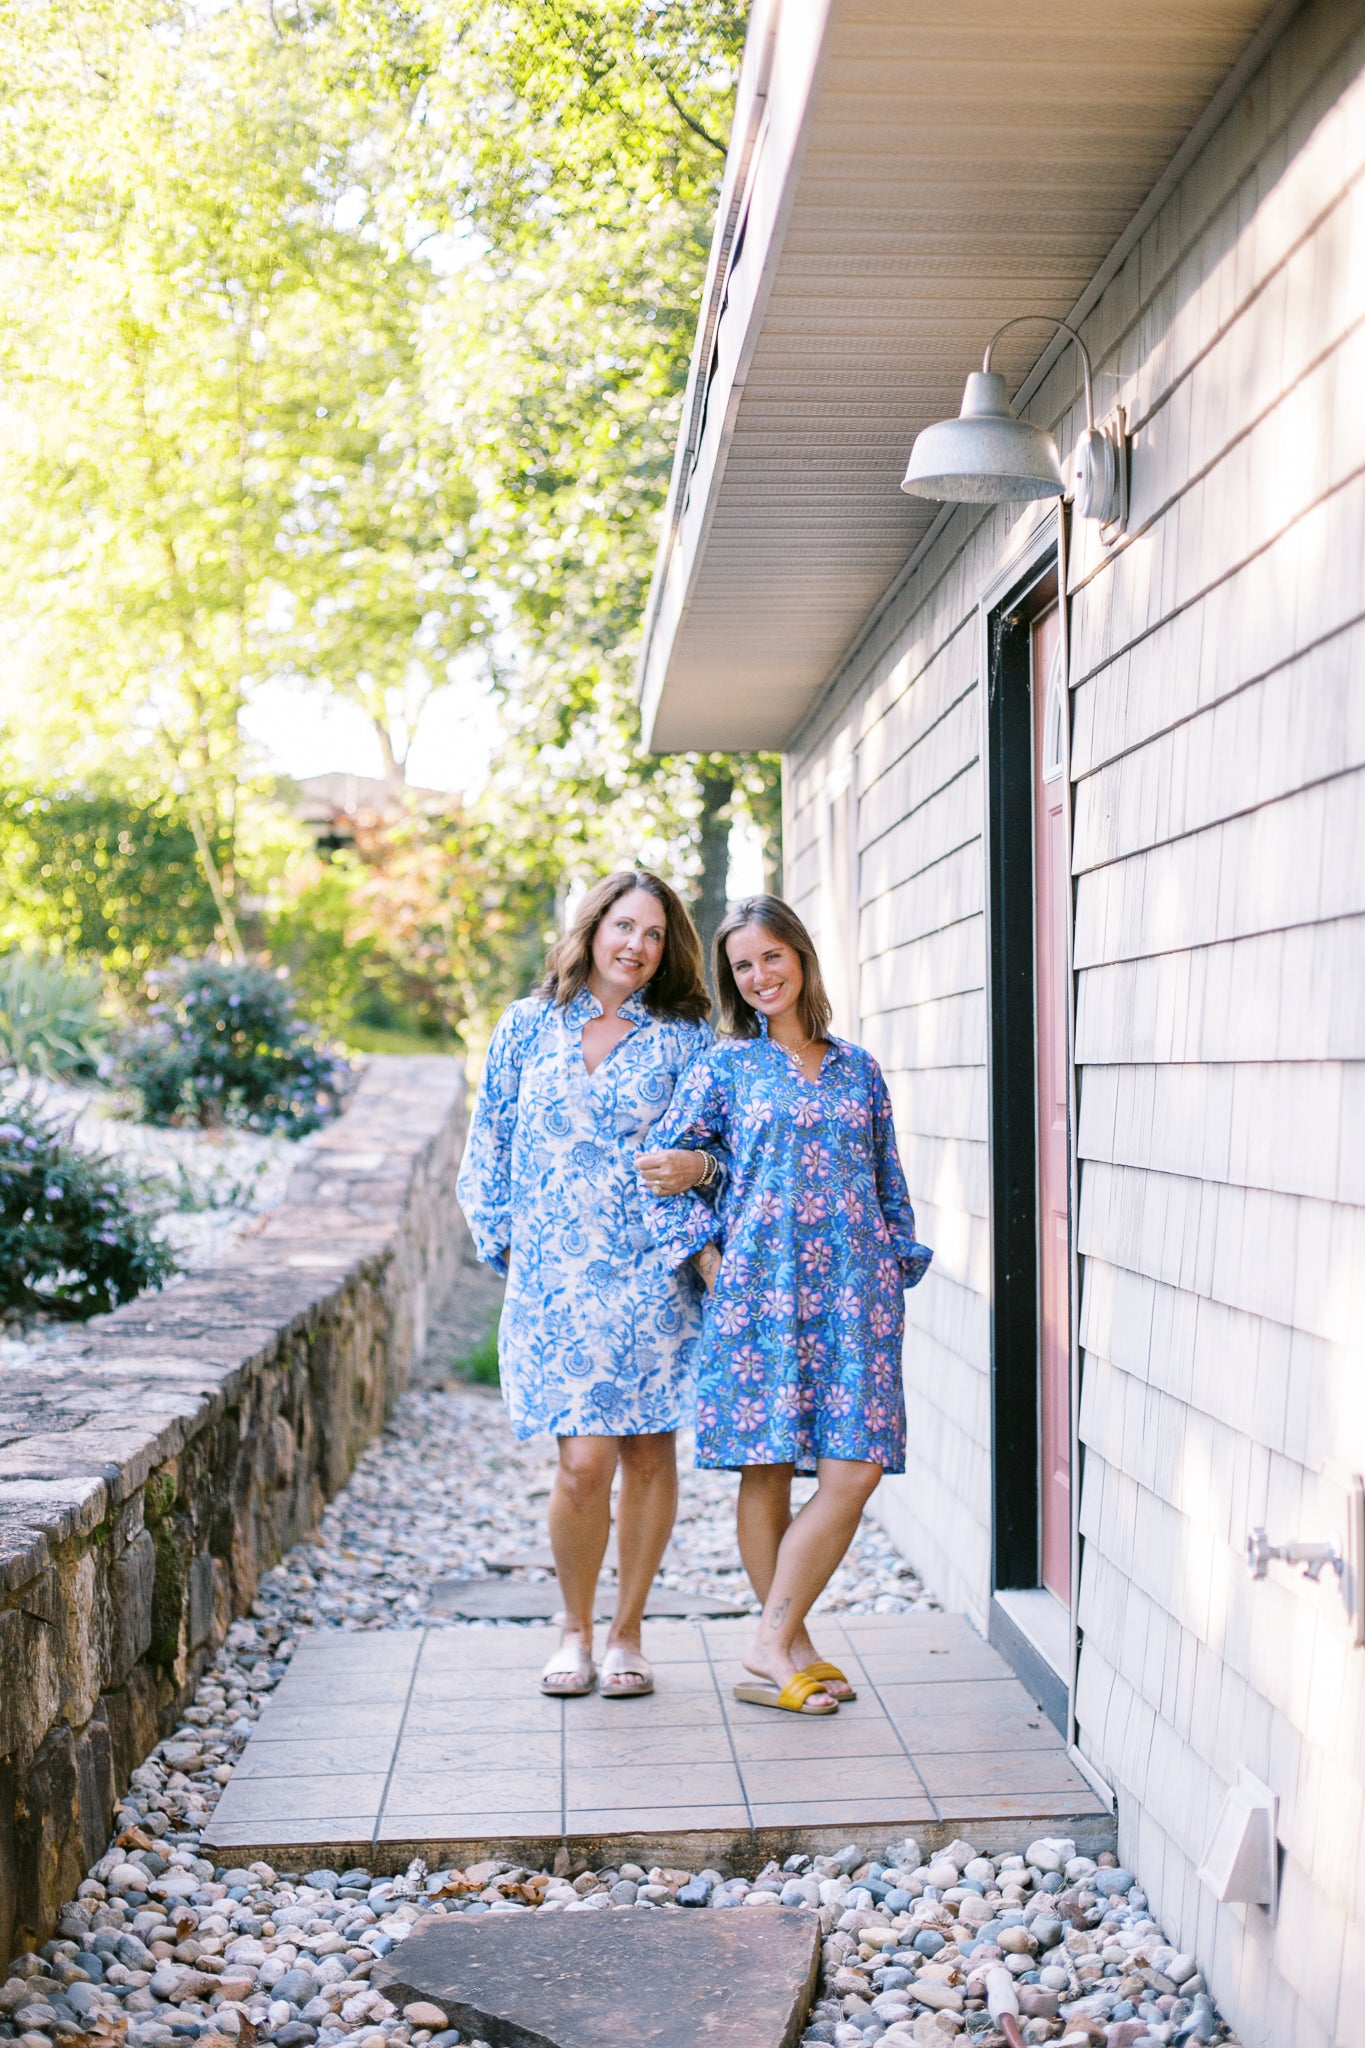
left=784, top=6, right=1365, bottom=2043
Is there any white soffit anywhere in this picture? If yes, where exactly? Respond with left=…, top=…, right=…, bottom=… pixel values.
left=639, top=0, right=1284, bottom=754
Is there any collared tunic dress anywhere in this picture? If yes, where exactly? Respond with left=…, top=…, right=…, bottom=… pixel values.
left=455, top=987, right=713, bottom=1440
left=643, top=1029, right=932, bottom=1473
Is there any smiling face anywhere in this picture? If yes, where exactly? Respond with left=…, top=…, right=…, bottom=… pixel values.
left=724, top=921, right=806, bottom=1027
left=589, top=886, right=667, bottom=1000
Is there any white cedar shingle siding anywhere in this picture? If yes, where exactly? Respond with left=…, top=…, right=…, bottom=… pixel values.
left=783, top=4, right=1365, bottom=2041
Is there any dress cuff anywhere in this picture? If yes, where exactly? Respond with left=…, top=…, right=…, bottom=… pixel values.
left=644, top=1189, right=723, bottom=1270
left=898, top=1242, right=933, bottom=1289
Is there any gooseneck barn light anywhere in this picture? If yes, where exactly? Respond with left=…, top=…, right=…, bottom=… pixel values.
left=901, top=316, right=1128, bottom=529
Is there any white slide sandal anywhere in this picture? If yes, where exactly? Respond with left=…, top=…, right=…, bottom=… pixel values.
left=599, top=1645, right=655, bottom=1698
left=540, top=1639, right=596, bottom=1696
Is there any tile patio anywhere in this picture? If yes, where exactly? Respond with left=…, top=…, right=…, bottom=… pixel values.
left=205, top=1613, right=1114, bottom=1871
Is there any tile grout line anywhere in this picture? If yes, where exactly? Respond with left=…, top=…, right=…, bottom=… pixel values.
left=559, top=1691, right=567, bottom=1844
left=833, top=1618, right=941, bottom=1824
left=370, top=1628, right=429, bottom=1853
left=699, top=1623, right=755, bottom=1835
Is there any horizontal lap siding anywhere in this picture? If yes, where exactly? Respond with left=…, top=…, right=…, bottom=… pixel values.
left=1062, top=8, right=1365, bottom=2043
left=780, top=3, right=1365, bottom=2039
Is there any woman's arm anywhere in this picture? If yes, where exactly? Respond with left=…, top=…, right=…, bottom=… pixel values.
left=870, top=1064, right=933, bottom=1289
left=637, top=1053, right=730, bottom=1269
left=454, top=1003, right=534, bottom=1276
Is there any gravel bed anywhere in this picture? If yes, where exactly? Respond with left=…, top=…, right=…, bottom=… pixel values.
left=258, top=1386, right=937, bottom=1629
left=0, top=1390, right=1236, bottom=2048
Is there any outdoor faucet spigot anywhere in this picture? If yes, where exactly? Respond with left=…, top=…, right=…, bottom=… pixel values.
left=1247, top=1527, right=1343, bottom=1583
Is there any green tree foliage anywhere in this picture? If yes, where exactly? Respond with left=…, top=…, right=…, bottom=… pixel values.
left=0, top=0, right=481, bottom=916
left=0, top=0, right=779, bottom=1050
left=422, top=0, right=781, bottom=910
left=269, top=795, right=560, bottom=1044
left=0, top=782, right=224, bottom=983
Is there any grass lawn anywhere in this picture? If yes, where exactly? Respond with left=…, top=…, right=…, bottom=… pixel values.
left=340, top=1025, right=462, bottom=1059
left=451, top=1327, right=499, bottom=1386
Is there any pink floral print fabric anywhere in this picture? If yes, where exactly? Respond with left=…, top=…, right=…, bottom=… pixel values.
left=643, top=1027, right=931, bottom=1472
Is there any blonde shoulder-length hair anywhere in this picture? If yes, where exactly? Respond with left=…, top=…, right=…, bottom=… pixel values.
left=713, top=895, right=833, bottom=1042
left=537, top=870, right=711, bottom=1023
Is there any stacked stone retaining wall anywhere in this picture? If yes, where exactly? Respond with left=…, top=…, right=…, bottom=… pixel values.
left=0, top=1055, right=467, bottom=1960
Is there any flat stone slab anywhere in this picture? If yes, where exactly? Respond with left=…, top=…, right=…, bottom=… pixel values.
left=373, top=1902, right=820, bottom=2048
left=429, top=1576, right=747, bottom=1620
left=482, top=1541, right=619, bottom=1573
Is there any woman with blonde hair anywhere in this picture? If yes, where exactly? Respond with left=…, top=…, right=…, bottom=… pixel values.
left=457, top=870, right=720, bottom=1699
left=640, top=894, right=931, bottom=1716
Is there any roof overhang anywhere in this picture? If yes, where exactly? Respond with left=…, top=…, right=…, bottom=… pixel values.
left=639, top=0, right=1291, bottom=754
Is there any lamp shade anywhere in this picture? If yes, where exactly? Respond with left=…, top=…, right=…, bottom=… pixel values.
left=901, top=371, right=1065, bottom=503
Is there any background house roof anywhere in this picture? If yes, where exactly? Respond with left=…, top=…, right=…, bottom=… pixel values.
left=638, top=0, right=1289, bottom=753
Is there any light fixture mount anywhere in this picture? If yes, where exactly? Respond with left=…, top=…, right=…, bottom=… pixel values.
left=902, top=316, right=1128, bottom=532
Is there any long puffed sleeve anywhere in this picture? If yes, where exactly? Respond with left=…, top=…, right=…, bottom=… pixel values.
left=870, top=1064, right=933, bottom=1288
left=640, top=1051, right=731, bottom=1270
left=456, top=1000, right=536, bottom=1274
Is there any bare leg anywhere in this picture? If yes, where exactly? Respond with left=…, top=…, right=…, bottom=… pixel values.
left=737, top=1464, right=855, bottom=1697
left=743, top=1458, right=883, bottom=1696
left=547, top=1436, right=618, bottom=1681
left=737, top=1463, right=794, bottom=1602
left=606, top=1432, right=678, bottom=1668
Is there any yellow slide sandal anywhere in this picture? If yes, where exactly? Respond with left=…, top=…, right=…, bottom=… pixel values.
left=732, top=1670, right=838, bottom=1715
left=801, top=1659, right=857, bottom=1702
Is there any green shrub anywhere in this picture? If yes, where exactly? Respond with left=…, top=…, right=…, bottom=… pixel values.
left=0, top=1092, right=176, bottom=1318
left=119, top=959, right=349, bottom=1134
left=452, top=1327, right=500, bottom=1386
left=0, top=952, right=109, bottom=1079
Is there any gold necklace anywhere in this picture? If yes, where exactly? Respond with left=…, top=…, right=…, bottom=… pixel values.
left=777, top=1031, right=818, bottom=1057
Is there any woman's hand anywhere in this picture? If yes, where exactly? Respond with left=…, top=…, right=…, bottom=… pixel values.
left=694, top=1243, right=721, bottom=1292
left=635, top=1147, right=708, bottom=1195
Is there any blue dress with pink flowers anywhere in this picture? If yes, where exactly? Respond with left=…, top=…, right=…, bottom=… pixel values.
left=643, top=1027, right=931, bottom=1473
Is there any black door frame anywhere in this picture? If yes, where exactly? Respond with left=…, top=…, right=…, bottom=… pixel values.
left=977, top=510, right=1074, bottom=1731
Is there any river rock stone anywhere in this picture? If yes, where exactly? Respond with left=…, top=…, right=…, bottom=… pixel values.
left=913, top=1983, right=963, bottom=2012
left=1016, top=1986, right=1059, bottom=2019
left=375, top=1902, right=821, bottom=2047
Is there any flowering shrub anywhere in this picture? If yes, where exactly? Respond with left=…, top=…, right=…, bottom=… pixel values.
left=120, top=960, right=349, bottom=1135
left=0, top=1093, right=175, bottom=1317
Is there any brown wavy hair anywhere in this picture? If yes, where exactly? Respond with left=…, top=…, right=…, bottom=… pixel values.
left=714, top=894, right=833, bottom=1042
left=538, top=870, right=711, bottom=1023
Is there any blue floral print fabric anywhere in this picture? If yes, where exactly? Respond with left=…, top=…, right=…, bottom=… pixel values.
left=643, top=1027, right=931, bottom=1473
left=455, top=986, right=713, bottom=1440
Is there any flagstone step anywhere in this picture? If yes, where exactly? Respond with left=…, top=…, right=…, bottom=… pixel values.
left=429, top=1577, right=747, bottom=1620
left=372, top=1900, right=821, bottom=2048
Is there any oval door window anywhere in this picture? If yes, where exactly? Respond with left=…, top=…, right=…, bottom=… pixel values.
left=1041, top=636, right=1066, bottom=784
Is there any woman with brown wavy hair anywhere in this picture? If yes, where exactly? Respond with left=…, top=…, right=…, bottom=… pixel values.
left=643, top=895, right=931, bottom=1715
left=456, top=870, right=720, bottom=1699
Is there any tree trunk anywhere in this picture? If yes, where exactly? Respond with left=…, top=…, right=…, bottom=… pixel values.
left=695, top=765, right=734, bottom=992
left=374, top=717, right=407, bottom=785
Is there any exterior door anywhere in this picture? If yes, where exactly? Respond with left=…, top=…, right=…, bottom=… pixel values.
left=1032, top=605, right=1072, bottom=1604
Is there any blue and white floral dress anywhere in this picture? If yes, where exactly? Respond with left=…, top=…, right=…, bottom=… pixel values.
left=455, top=987, right=713, bottom=1439
left=643, top=1028, right=932, bottom=1472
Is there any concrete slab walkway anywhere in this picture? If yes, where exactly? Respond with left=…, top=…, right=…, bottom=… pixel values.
left=205, top=1612, right=1112, bottom=1872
